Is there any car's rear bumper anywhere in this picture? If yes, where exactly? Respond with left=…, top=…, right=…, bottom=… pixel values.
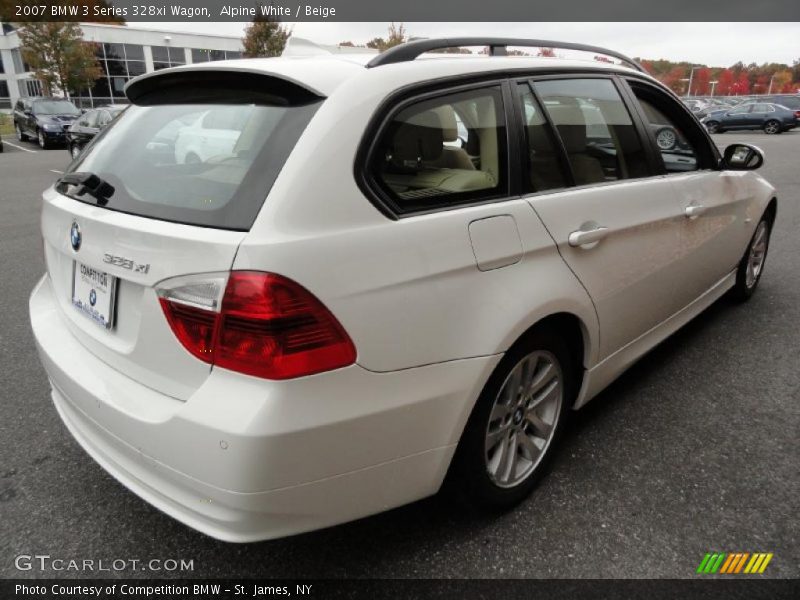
left=30, top=274, right=498, bottom=542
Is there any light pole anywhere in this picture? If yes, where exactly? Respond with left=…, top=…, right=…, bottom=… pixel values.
left=767, top=73, right=776, bottom=95
left=710, top=80, right=718, bottom=97
left=685, top=65, right=704, bottom=97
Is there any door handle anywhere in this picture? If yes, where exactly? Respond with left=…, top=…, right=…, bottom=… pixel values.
left=684, top=204, right=707, bottom=218
left=568, top=226, right=609, bottom=247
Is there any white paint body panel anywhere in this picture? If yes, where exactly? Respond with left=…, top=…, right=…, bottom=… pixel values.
left=30, top=53, right=777, bottom=541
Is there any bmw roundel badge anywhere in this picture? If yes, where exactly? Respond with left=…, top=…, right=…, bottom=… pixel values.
left=89, top=289, right=97, bottom=307
left=70, top=221, right=81, bottom=252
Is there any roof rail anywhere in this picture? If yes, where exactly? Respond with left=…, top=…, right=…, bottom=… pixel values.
left=366, top=38, right=646, bottom=73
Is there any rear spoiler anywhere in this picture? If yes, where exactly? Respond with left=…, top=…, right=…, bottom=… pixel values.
left=125, top=68, right=323, bottom=106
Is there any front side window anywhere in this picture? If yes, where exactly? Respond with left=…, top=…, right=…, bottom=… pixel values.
left=370, top=85, right=508, bottom=213
left=635, top=95, right=699, bottom=173
left=533, top=78, right=650, bottom=185
left=628, top=80, right=718, bottom=173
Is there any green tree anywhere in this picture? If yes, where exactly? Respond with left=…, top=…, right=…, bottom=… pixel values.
left=17, top=22, right=102, bottom=98
left=242, top=8, right=291, bottom=58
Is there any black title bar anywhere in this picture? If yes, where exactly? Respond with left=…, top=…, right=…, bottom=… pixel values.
left=2, top=0, right=800, bottom=22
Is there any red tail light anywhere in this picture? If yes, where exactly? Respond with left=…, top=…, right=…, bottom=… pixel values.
left=158, top=272, right=356, bottom=379
left=794, top=110, right=800, bottom=118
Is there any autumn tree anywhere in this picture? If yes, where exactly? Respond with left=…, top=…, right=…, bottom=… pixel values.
left=366, top=22, right=407, bottom=52
left=16, top=22, right=102, bottom=98
left=242, top=8, right=290, bottom=58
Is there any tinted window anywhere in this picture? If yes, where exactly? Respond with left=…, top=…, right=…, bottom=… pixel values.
left=370, top=85, right=508, bottom=213
left=60, top=82, right=321, bottom=231
left=534, top=78, right=650, bottom=185
left=729, top=105, right=751, bottom=115
left=516, top=83, right=567, bottom=192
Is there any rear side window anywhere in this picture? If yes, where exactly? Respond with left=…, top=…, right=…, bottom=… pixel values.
left=533, top=78, right=650, bottom=185
left=516, top=83, right=568, bottom=193
left=368, top=85, right=508, bottom=214
left=60, top=74, right=322, bottom=231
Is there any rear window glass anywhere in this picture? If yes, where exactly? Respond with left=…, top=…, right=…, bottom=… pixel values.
left=60, top=81, right=321, bottom=231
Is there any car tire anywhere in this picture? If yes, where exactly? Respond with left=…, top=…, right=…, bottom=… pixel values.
left=731, top=215, right=772, bottom=302
left=705, top=121, right=721, bottom=134
left=185, top=152, right=201, bottom=164
left=37, top=129, right=50, bottom=150
left=763, top=120, right=781, bottom=135
left=16, top=123, right=29, bottom=142
left=447, top=326, right=574, bottom=511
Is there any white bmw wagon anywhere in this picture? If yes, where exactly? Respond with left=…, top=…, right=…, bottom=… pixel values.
left=30, top=38, right=777, bottom=542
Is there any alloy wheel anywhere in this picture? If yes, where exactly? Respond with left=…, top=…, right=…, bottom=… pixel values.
left=484, top=350, right=563, bottom=488
left=38, top=130, right=45, bottom=148
left=706, top=121, right=719, bottom=134
left=16, top=124, right=23, bottom=141
left=656, top=128, right=677, bottom=150
left=71, top=145, right=81, bottom=159
left=764, top=121, right=780, bottom=134
left=745, top=221, right=769, bottom=289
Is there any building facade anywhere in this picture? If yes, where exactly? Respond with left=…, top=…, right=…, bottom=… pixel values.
left=0, top=23, right=243, bottom=110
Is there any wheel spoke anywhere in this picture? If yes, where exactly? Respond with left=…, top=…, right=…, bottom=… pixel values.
left=518, top=433, right=541, bottom=461
left=527, top=361, right=556, bottom=399
left=498, top=433, right=517, bottom=483
left=490, top=401, right=512, bottom=423
left=529, top=377, right=560, bottom=410
left=486, top=423, right=511, bottom=451
left=502, top=363, right=523, bottom=405
left=525, top=409, right=552, bottom=439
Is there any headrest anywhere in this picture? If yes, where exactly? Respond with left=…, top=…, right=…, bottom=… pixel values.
left=389, top=110, right=444, bottom=169
left=432, top=106, right=459, bottom=142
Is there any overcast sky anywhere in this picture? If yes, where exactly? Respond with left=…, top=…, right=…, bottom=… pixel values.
left=137, top=22, right=799, bottom=67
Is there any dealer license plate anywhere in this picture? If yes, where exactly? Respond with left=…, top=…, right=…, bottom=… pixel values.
left=71, top=261, right=117, bottom=329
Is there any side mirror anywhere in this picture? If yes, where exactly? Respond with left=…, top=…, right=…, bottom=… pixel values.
left=723, top=143, right=764, bottom=171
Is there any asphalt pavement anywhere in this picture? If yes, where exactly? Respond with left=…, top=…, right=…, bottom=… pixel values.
left=0, top=131, right=798, bottom=579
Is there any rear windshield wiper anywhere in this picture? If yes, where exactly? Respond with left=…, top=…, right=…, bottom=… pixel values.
left=56, top=172, right=115, bottom=206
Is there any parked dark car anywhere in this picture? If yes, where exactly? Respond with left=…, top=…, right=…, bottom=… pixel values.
left=702, top=102, right=799, bottom=134
left=13, top=97, right=81, bottom=149
left=737, top=95, right=800, bottom=111
left=66, top=106, right=124, bottom=159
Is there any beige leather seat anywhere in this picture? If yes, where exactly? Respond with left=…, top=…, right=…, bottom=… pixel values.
left=429, top=106, right=475, bottom=171
left=382, top=109, right=493, bottom=200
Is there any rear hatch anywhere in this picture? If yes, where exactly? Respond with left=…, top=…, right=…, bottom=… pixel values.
left=41, top=70, right=323, bottom=400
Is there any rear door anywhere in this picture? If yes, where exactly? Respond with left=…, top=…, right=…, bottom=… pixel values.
left=520, top=77, right=686, bottom=360
left=41, top=71, right=323, bottom=400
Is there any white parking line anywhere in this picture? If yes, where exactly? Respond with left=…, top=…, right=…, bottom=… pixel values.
left=49, top=169, right=64, bottom=174
left=2, top=140, right=37, bottom=153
